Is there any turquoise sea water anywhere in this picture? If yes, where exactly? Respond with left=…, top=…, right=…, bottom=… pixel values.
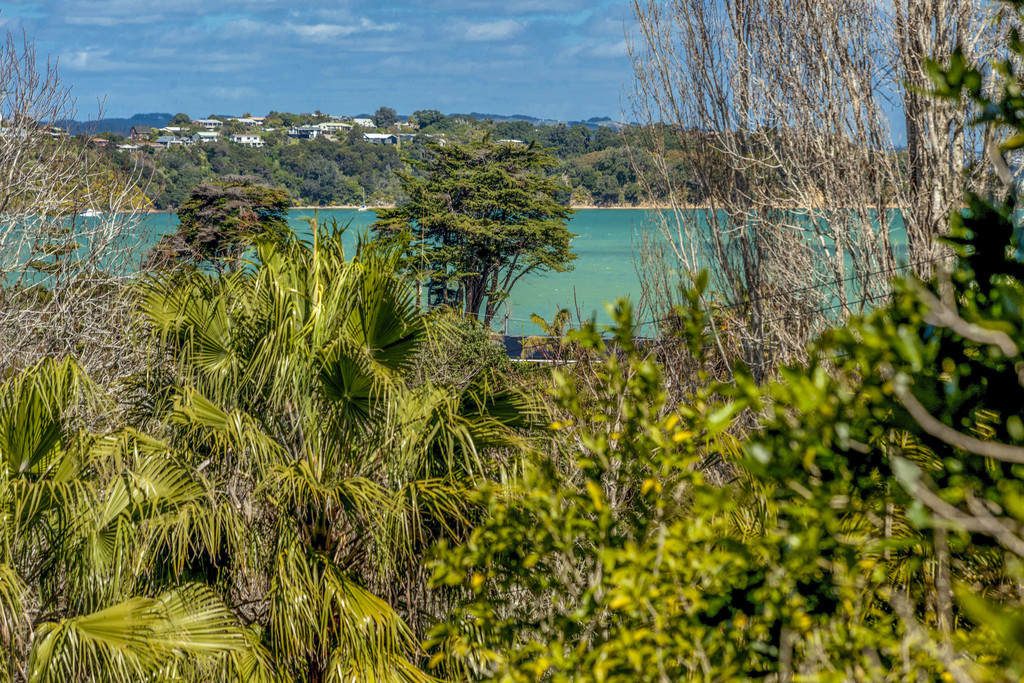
left=139, top=208, right=657, bottom=336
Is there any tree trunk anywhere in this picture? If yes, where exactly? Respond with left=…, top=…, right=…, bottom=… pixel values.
left=465, top=266, right=489, bottom=321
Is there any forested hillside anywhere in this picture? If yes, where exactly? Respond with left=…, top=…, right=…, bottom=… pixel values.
left=96, top=112, right=689, bottom=209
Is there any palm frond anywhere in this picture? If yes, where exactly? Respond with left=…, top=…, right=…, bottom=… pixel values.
left=28, top=584, right=245, bottom=683
left=383, top=478, right=475, bottom=573
left=265, top=459, right=386, bottom=525
left=346, top=264, right=425, bottom=377
left=268, top=545, right=427, bottom=681
left=169, top=387, right=285, bottom=469
left=0, top=563, right=26, bottom=653
left=0, top=357, right=99, bottom=479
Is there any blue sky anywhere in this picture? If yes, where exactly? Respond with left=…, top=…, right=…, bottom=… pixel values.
left=0, top=0, right=636, bottom=121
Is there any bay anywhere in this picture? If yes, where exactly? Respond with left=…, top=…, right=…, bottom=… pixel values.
left=139, top=208, right=655, bottom=336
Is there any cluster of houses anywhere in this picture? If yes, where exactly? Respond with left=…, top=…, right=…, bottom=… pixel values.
left=116, top=118, right=259, bottom=150
left=111, top=114, right=438, bottom=151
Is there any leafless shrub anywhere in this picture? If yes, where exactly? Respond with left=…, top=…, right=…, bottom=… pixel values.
left=627, top=0, right=997, bottom=381
left=0, top=30, right=153, bottom=384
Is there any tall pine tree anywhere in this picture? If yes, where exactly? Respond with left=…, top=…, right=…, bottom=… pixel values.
left=373, top=139, right=576, bottom=325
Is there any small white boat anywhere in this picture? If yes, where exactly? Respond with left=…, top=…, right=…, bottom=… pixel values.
left=357, top=205, right=368, bottom=212
left=79, top=208, right=103, bottom=218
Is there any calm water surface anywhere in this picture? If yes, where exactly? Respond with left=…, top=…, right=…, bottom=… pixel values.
left=141, top=208, right=657, bottom=335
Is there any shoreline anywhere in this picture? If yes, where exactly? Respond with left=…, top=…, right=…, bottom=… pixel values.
left=142, top=203, right=682, bottom=214
left=141, top=202, right=905, bottom=215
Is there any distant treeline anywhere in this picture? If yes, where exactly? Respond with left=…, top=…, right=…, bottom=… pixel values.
left=59, top=112, right=176, bottom=136
left=93, top=111, right=708, bottom=209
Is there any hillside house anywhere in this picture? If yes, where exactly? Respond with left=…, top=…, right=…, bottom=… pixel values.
left=228, top=133, right=265, bottom=148
left=129, top=126, right=153, bottom=141
left=193, top=119, right=223, bottom=130
left=287, top=126, right=321, bottom=139
left=156, top=136, right=186, bottom=148
left=0, top=126, right=29, bottom=141
left=192, top=131, right=220, bottom=144
left=318, top=122, right=353, bottom=133
left=363, top=133, right=397, bottom=145
left=352, top=118, right=375, bottom=128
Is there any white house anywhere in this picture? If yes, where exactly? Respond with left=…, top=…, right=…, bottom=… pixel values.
left=228, top=133, right=265, bottom=148
left=231, top=117, right=261, bottom=128
left=287, top=126, right=321, bottom=139
left=193, top=119, right=223, bottom=130
left=192, top=131, right=220, bottom=144
left=156, top=135, right=186, bottom=148
left=352, top=118, right=375, bottom=128
left=317, top=122, right=353, bottom=133
left=363, top=133, right=397, bottom=145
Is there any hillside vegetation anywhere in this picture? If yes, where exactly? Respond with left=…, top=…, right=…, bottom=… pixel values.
left=96, top=113, right=684, bottom=209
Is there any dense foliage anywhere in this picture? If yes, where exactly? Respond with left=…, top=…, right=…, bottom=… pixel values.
left=98, top=113, right=680, bottom=209
left=373, top=139, right=577, bottom=325
left=422, top=24, right=1024, bottom=681
left=128, top=136, right=402, bottom=209
left=6, top=5, right=1024, bottom=683
left=0, top=225, right=534, bottom=682
left=148, top=176, right=290, bottom=268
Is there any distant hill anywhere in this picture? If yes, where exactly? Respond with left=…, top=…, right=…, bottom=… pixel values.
left=56, top=111, right=629, bottom=136
left=461, top=112, right=628, bottom=130
left=466, top=112, right=546, bottom=123
left=59, top=112, right=174, bottom=136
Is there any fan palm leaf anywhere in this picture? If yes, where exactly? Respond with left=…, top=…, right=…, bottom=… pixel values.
left=0, top=357, right=98, bottom=478
left=28, top=584, right=244, bottom=683
left=269, top=544, right=425, bottom=682
left=0, top=562, right=25, bottom=654
left=132, top=223, right=535, bottom=680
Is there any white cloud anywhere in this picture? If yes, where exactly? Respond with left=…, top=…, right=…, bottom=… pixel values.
left=562, top=39, right=628, bottom=59
left=61, top=48, right=115, bottom=71
left=284, top=19, right=397, bottom=41
left=212, top=85, right=257, bottom=99
left=434, top=0, right=587, bottom=13
left=460, top=19, right=524, bottom=41
left=221, top=16, right=397, bottom=42
left=586, top=39, right=627, bottom=58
